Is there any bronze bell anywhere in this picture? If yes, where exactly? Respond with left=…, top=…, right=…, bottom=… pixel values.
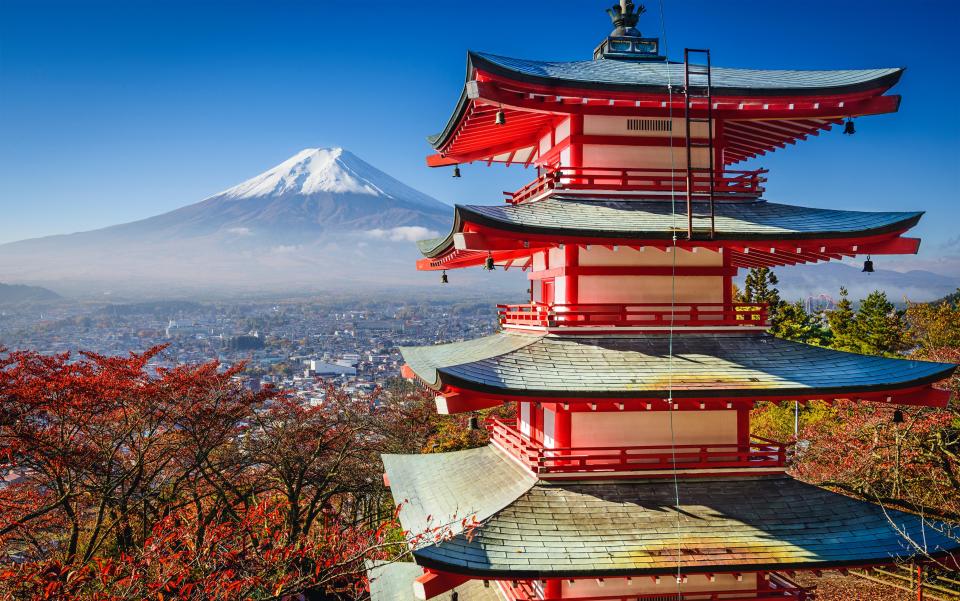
left=893, top=409, right=904, bottom=424
left=843, top=119, right=856, bottom=135
left=484, top=255, right=495, bottom=271
left=862, top=255, right=874, bottom=274
left=467, top=416, right=479, bottom=430
left=495, top=107, right=506, bottom=125
left=441, top=271, right=448, bottom=284
left=452, top=164, right=461, bottom=178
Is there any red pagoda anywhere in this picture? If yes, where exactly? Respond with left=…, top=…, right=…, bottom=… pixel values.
left=370, top=3, right=959, bottom=600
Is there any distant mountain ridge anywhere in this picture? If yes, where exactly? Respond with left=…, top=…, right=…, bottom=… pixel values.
left=0, top=148, right=462, bottom=295
left=0, top=283, right=61, bottom=304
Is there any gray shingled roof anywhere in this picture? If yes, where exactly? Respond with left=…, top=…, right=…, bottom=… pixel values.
left=418, top=198, right=923, bottom=257
left=399, top=332, right=955, bottom=398
left=383, top=446, right=537, bottom=544
left=472, top=52, right=903, bottom=95
left=367, top=561, right=500, bottom=601
left=382, top=448, right=959, bottom=576
left=429, top=52, right=903, bottom=148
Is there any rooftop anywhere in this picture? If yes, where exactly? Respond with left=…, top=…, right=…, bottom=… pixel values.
left=417, top=198, right=922, bottom=262
left=399, top=332, right=954, bottom=402
left=384, top=446, right=959, bottom=577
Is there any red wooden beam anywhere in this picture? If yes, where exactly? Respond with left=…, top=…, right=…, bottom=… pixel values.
left=424, top=382, right=952, bottom=414
left=414, top=570, right=471, bottom=601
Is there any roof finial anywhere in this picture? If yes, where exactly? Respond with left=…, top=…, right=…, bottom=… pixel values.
left=606, top=0, right=646, bottom=37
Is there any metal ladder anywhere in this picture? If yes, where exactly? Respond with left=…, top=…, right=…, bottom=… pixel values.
left=683, top=48, right=716, bottom=240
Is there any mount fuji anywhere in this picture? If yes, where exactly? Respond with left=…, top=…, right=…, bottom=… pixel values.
left=0, top=148, right=463, bottom=296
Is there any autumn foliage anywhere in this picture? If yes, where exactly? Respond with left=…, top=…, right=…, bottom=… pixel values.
left=0, top=345, right=411, bottom=600
left=750, top=286, right=960, bottom=530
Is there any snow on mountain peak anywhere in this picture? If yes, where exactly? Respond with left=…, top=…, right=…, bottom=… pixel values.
left=214, top=148, right=446, bottom=211
left=218, top=148, right=378, bottom=198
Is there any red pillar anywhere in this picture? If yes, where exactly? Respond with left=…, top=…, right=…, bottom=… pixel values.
left=722, top=250, right=733, bottom=307
left=563, top=244, right=579, bottom=306
left=554, top=405, right=572, bottom=465
left=569, top=115, right=584, bottom=169
left=918, top=564, right=924, bottom=601
left=545, top=579, right=562, bottom=600
left=737, top=405, right=751, bottom=454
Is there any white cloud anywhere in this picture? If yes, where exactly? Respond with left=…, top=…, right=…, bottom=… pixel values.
left=365, top=226, right=439, bottom=242
left=226, top=227, right=252, bottom=236
left=270, top=245, right=300, bottom=254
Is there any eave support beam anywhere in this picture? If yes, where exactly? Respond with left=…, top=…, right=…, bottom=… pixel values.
left=414, top=570, right=471, bottom=601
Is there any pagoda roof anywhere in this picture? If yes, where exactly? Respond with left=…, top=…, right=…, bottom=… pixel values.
left=428, top=52, right=904, bottom=160
left=367, top=561, right=499, bottom=601
left=417, top=198, right=922, bottom=259
left=472, top=51, right=903, bottom=98
left=399, top=332, right=955, bottom=400
left=384, top=446, right=959, bottom=576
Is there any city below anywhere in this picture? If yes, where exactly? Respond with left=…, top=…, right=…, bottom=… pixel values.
left=0, top=295, right=499, bottom=404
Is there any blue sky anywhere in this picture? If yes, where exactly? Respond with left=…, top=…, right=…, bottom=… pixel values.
left=1, top=1, right=958, bottom=273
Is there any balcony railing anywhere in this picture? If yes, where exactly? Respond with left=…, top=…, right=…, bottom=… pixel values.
left=506, top=167, right=768, bottom=204
left=509, top=573, right=811, bottom=601
left=526, top=590, right=808, bottom=601
left=497, top=303, right=769, bottom=330
left=486, top=418, right=791, bottom=478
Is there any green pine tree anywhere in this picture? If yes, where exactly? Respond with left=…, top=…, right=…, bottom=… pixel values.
left=826, top=286, right=858, bottom=352
left=851, top=290, right=908, bottom=357
left=740, top=267, right=782, bottom=307
left=769, top=300, right=830, bottom=346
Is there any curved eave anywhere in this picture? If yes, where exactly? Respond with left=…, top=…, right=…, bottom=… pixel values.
left=385, top=449, right=960, bottom=578
left=399, top=333, right=957, bottom=404
left=456, top=203, right=923, bottom=243
left=414, top=201, right=924, bottom=268
left=428, top=51, right=905, bottom=152
left=470, top=52, right=905, bottom=98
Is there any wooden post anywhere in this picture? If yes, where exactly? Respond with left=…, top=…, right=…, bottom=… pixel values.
left=545, top=578, right=562, bottom=600
left=917, top=563, right=924, bottom=601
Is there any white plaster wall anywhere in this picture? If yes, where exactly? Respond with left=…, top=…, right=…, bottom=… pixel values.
left=583, top=115, right=713, bottom=138
left=555, top=117, right=571, bottom=142
left=578, top=246, right=722, bottom=267
left=559, top=573, right=756, bottom=597
left=542, top=408, right=556, bottom=449
left=532, top=251, right=548, bottom=272
left=539, top=132, right=552, bottom=156
left=582, top=144, right=710, bottom=170
left=520, top=402, right=531, bottom=437
left=577, top=275, right=724, bottom=304
left=570, top=411, right=738, bottom=447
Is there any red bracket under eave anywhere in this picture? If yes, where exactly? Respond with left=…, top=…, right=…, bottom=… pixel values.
left=428, top=384, right=952, bottom=414
left=414, top=570, right=470, bottom=601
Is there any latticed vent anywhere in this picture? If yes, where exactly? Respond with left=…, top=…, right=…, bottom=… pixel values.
left=627, top=118, right=672, bottom=132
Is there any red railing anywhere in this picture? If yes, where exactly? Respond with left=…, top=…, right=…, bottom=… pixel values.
left=525, top=591, right=808, bottom=601
left=486, top=418, right=791, bottom=477
left=497, top=303, right=769, bottom=329
left=508, top=573, right=811, bottom=601
left=506, top=167, right=768, bottom=204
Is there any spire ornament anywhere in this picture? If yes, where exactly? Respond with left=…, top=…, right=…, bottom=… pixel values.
left=606, top=0, right=646, bottom=37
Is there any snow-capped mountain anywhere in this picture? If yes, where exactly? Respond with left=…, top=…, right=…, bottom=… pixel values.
left=218, top=148, right=444, bottom=210
left=0, top=148, right=465, bottom=296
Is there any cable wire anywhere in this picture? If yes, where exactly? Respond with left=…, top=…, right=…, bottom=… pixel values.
left=655, top=0, right=684, bottom=597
